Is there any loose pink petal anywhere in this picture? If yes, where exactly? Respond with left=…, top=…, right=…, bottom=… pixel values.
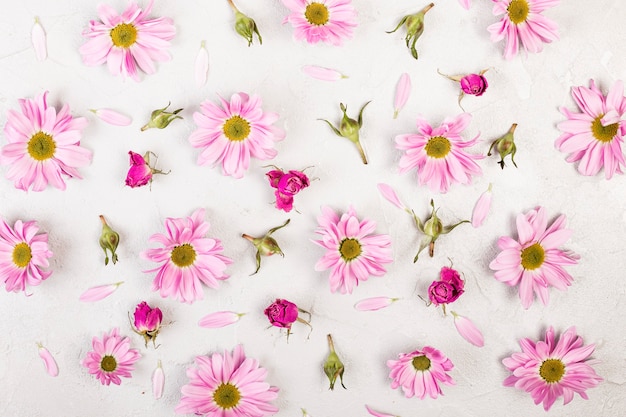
left=393, top=73, right=411, bottom=119
left=302, top=65, right=347, bottom=81
left=198, top=311, right=244, bottom=328
left=458, top=0, right=471, bottom=10
left=32, top=17, right=47, bottom=61
left=471, top=183, right=492, bottom=228
left=354, top=297, right=399, bottom=311
left=377, top=183, right=406, bottom=210
left=37, top=343, right=58, bottom=377
left=195, top=41, right=209, bottom=87
left=79, top=282, right=123, bottom=302
left=366, top=404, right=399, bottom=417
left=452, top=312, right=484, bottom=347
left=153, top=360, right=165, bottom=399
left=90, top=108, right=132, bottom=126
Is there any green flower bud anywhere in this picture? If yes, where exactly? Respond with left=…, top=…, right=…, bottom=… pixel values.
left=411, top=199, right=468, bottom=262
left=319, top=101, right=371, bottom=164
left=387, top=3, right=434, bottom=60
left=242, top=219, right=290, bottom=275
left=99, top=215, right=119, bottom=265
left=235, top=11, right=262, bottom=46
left=323, top=334, right=346, bottom=390
left=140, top=102, right=183, bottom=131
left=488, top=123, right=518, bottom=169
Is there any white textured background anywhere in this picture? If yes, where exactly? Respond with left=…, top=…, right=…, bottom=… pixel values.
left=0, top=0, right=625, bottom=416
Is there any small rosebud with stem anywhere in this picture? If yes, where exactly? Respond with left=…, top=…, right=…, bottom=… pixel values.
left=227, top=0, right=262, bottom=46
left=141, top=102, right=183, bottom=131
left=99, top=215, right=119, bottom=265
left=323, top=334, right=346, bottom=390
left=242, top=219, right=290, bottom=275
left=387, top=3, right=434, bottom=60
left=319, top=101, right=371, bottom=164
left=488, top=123, right=518, bottom=169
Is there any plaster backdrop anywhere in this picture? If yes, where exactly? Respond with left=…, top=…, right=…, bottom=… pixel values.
left=0, top=0, right=625, bottom=416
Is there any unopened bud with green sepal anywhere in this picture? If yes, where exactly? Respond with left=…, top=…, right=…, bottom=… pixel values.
left=242, top=219, right=290, bottom=275
left=141, top=102, right=183, bottom=131
left=99, top=215, right=119, bottom=265
left=323, top=334, right=346, bottom=390
left=319, top=101, right=371, bottom=164
left=488, top=123, right=518, bottom=169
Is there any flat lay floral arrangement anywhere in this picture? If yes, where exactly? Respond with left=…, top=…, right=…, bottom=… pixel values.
left=0, top=0, right=624, bottom=416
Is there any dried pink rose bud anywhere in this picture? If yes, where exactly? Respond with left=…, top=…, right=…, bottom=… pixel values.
left=264, top=298, right=312, bottom=339
left=125, top=151, right=169, bottom=188
left=460, top=74, right=488, bottom=96
left=131, top=301, right=163, bottom=347
left=427, top=266, right=465, bottom=312
left=265, top=167, right=311, bottom=212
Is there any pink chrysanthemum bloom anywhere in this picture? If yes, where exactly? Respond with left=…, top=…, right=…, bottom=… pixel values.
left=82, top=328, right=141, bottom=386
left=395, top=113, right=482, bottom=193
left=487, top=0, right=559, bottom=60
left=189, top=93, right=285, bottom=178
left=281, top=0, right=357, bottom=46
left=1, top=91, right=91, bottom=192
left=80, top=0, right=176, bottom=81
left=313, top=206, right=392, bottom=294
left=387, top=346, right=455, bottom=399
left=503, top=326, right=602, bottom=411
left=0, top=217, right=52, bottom=293
left=142, top=208, right=232, bottom=304
left=489, top=206, right=579, bottom=309
left=176, top=345, right=279, bottom=416
left=556, top=79, right=626, bottom=179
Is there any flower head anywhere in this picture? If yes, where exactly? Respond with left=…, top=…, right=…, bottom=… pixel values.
left=242, top=219, right=290, bottom=275
left=80, top=0, right=176, bottom=81
left=175, top=345, right=279, bottom=416
left=387, top=3, right=434, bottom=60
left=131, top=301, right=163, bottom=347
left=489, top=206, right=579, bottom=309
left=487, top=0, right=559, bottom=60
left=281, top=0, right=357, bottom=46
left=387, top=346, right=454, bottom=399
left=1, top=91, right=91, bottom=191
left=395, top=113, right=482, bottom=193
left=0, top=217, right=52, bottom=293
left=189, top=92, right=285, bottom=178
left=125, top=151, right=169, bottom=188
left=428, top=266, right=465, bottom=308
left=141, top=208, right=232, bottom=304
left=313, top=206, right=392, bottom=294
left=82, top=328, right=141, bottom=386
left=438, top=69, right=489, bottom=109
left=324, top=334, right=346, bottom=390
left=488, top=124, right=518, bottom=169
left=503, top=327, right=602, bottom=411
left=264, top=298, right=299, bottom=329
left=556, top=79, right=626, bottom=179
left=266, top=167, right=310, bottom=212
left=319, top=102, right=371, bottom=164
left=99, top=215, right=119, bottom=265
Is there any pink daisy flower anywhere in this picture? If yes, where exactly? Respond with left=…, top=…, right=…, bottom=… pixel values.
left=489, top=206, right=579, bottom=309
left=281, top=0, right=357, bottom=46
left=175, top=345, right=279, bottom=416
left=503, top=326, right=602, bottom=411
left=313, top=206, right=392, bottom=294
left=0, top=217, right=52, bottom=293
left=189, top=93, right=285, bottom=179
left=1, top=91, right=91, bottom=192
left=387, top=346, right=455, bottom=399
left=395, top=113, right=482, bottom=193
left=556, top=79, right=626, bottom=179
left=80, top=0, right=176, bottom=81
left=82, top=328, right=141, bottom=386
left=487, top=0, right=559, bottom=60
left=142, top=208, right=232, bottom=304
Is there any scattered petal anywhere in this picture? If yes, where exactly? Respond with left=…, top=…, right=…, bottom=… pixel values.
left=90, top=108, right=132, bottom=126
left=393, top=73, right=411, bottom=119
left=471, top=183, right=492, bottom=228
left=195, top=41, right=209, bottom=87
left=366, top=405, right=399, bottom=417
left=302, top=65, right=347, bottom=81
left=198, top=311, right=244, bottom=328
left=377, top=183, right=406, bottom=210
left=354, top=297, right=399, bottom=311
left=31, top=17, right=47, bottom=61
left=458, top=0, right=471, bottom=10
left=452, top=312, right=484, bottom=347
left=79, top=282, right=124, bottom=302
left=37, top=343, right=58, bottom=377
left=153, top=360, right=165, bottom=399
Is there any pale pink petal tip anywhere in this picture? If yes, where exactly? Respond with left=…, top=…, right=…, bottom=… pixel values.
left=153, top=360, right=165, bottom=399
left=471, top=183, right=492, bottom=228
left=393, top=73, right=411, bottom=119
left=195, top=41, right=209, bottom=87
left=366, top=404, right=399, bottom=417
left=458, top=0, right=471, bottom=10
left=198, top=311, right=244, bottom=328
left=37, top=343, right=58, bottom=377
left=79, top=282, right=124, bottom=302
left=32, top=17, right=47, bottom=61
left=452, top=312, right=484, bottom=347
left=377, top=183, right=406, bottom=210
left=90, top=108, right=132, bottom=126
left=302, top=65, right=347, bottom=81
left=354, top=297, right=399, bottom=311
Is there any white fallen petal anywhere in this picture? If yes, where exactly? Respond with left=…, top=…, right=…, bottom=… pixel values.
left=302, top=65, right=347, bottom=81
left=198, top=311, right=244, bottom=328
left=79, top=282, right=123, bottom=302
left=32, top=17, right=47, bottom=61
left=195, top=41, right=209, bottom=87
left=393, top=73, right=411, bottom=119
left=153, top=360, right=165, bottom=399
left=377, top=183, right=406, bottom=210
left=354, top=297, right=399, bottom=311
left=90, top=108, right=132, bottom=126
left=37, top=343, right=58, bottom=377
left=365, top=405, right=399, bottom=417
left=471, top=183, right=492, bottom=228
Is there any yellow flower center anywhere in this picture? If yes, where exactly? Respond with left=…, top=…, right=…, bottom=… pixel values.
left=223, top=115, right=251, bottom=142
left=27, top=131, right=56, bottom=161
left=170, top=243, right=197, bottom=267
left=12, top=242, right=32, bottom=268
left=425, top=136, right=451, bottom=159
left=520, top=242, right=545, bottom=270
left=100, top=355, right=118, bottom=372
left=305, top=2, right=330, bottom=26
left=411, top=355, right=431, bottom=371
left=110, top=23, right=138, bottom=48
left=507, top=0, right=529, bottom=25
left=339, top=238, right=361, bottom=261
left=591, top=116, right=619, bottom=143
left=213, top=383, right=241, bottom=409
left=539, top=358, right=565, bottom=383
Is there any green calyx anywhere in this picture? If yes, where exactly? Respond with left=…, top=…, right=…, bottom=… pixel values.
left=242, top=219, right=290, bottom=275
left=411, top=199, right=468, bottom=262
left=141, top=102, right=183, bottom=131
left=487, top=123, right=518, bottom=169
left=319, top=101, right=371, bottom=164
left=387, top=3, right=434, bottom=60
left=235, top=11, right=262, bottom=46
left=324, top=334, right=346, bottom=390
left=99, top=215, right=119, bottom=265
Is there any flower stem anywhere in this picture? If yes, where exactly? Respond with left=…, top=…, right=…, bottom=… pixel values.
left=99, top=214, right=107, bottom=225
left=355, top=141, right=368, bottom=164
left=327, top=334, right=335, bottom=352
left=226, top=0, right=239, bottom=12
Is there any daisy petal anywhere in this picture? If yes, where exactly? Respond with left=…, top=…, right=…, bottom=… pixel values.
left=32, top=17, right=47, bottom=61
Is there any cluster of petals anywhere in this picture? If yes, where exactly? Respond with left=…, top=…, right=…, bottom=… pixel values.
left=281, top=0, right=357, bottom=46
left=82, top=328, right=141, bottom=386
left=313, top=206, right=392, bottom=294
left=387, top=346, right=455, bottom=399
